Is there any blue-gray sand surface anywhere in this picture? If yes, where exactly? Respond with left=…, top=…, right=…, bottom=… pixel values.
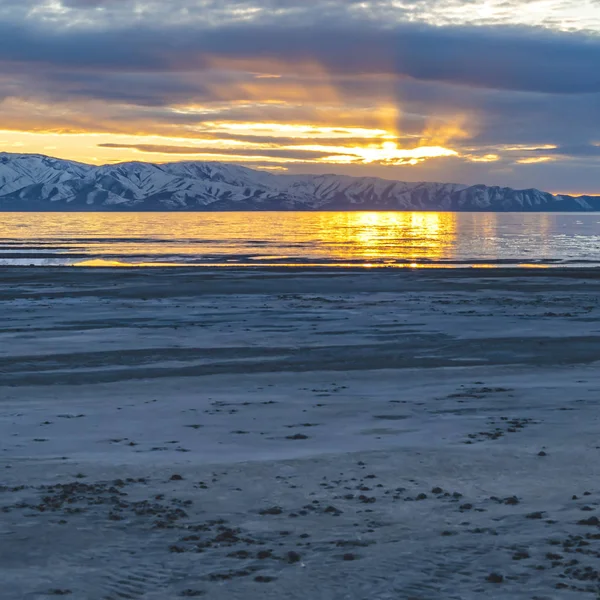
left=2, top=268, right=600, bottom=599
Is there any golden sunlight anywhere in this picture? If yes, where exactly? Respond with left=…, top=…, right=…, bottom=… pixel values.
left=465, top=154, right=501, bottom=163
left=516, top=156, right=556, bottom=164
left=0, top=51, right=472, bottom=170
left=293, top=141, right=457, bottom=165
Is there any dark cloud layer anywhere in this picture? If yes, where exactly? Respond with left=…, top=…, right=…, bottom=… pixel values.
left=1, top=20, right=599, bottom=94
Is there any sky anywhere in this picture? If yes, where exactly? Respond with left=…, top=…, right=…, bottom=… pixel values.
left=0, top=1, right=599, bottom=194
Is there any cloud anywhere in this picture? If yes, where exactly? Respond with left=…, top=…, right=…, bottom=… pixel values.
left=5, top=0, right=600, bottom=32
left=546, top=144, right=600, bottom=157
left=1, top=10, right=600, bottom=93
left=60, top=0, right=122, bottom=6
left=97, top=143, right=338, bottom=161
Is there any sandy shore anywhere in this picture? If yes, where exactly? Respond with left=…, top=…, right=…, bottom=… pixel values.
left=2, top=267, right=600, bottom=599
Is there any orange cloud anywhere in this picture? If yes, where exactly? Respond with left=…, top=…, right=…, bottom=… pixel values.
left=0, top=57, right=473, bottom=168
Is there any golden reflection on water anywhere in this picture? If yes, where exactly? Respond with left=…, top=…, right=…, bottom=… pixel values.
left=316, top=211, right=456, bottom=262
left=73, top=259, right=444, bottom=268
left=0, top=211, right=576, bottom=268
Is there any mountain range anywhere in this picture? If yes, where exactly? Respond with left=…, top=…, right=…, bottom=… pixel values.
left=0, top=152, right=598, bottom=211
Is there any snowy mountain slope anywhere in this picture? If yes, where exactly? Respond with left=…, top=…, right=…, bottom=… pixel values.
left=0, top=153, right=92, bottom=196
left=0, top=152, right=597, bottom=211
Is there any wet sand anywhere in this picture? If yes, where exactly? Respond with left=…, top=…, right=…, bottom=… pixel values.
left=2, top=267, right=600, bottom=599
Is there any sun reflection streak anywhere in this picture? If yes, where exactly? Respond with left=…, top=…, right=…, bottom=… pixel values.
left=316, top=211, right=457, bottom=262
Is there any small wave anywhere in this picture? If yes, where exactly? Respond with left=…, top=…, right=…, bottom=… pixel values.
left=4, top=212, right=600, bottom=269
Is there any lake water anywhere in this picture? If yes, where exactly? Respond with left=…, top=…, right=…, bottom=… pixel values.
left=2, top=212, right=600, bottom=268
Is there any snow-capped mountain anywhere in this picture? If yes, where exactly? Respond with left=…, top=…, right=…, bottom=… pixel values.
left=0, top=152, right=598, bottom=211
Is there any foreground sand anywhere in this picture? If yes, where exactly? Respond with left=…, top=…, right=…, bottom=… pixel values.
left=2, top=267, right=600, bottom=599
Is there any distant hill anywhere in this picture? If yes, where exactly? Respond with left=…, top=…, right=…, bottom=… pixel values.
left=1, top=152, right=598, bottom=211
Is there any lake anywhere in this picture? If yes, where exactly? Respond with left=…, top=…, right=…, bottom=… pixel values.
left=2, top=212, right=600, bottom=267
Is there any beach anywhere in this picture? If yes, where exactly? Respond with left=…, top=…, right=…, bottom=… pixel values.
left=2, top=267, right=600, bottom=599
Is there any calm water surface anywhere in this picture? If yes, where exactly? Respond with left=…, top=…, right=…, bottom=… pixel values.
left=2, top=212, right=600, bottom=268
